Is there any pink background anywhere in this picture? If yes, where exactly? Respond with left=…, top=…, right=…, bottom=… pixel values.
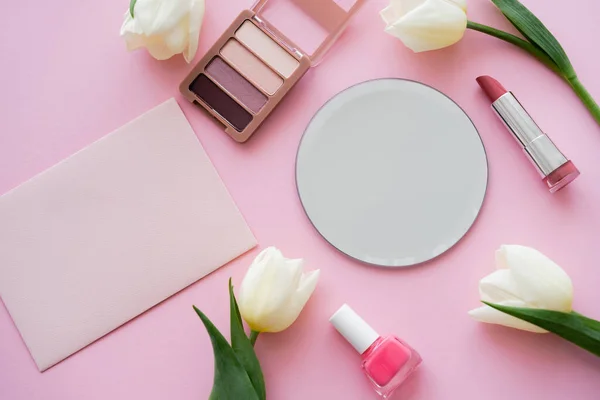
left=1, top=0, right=600, bottom=399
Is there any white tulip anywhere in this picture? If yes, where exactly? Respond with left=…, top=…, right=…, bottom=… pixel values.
left=469, top=245, right=573, bottom=333
left=120, top=0, right=205, bottom=63
left=238, top=247, right=320, bottom=333
left=380, top=0, right=467, bottom=52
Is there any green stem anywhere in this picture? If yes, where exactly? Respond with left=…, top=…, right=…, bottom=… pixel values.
left=566, top=76, right=600, bottom=125
left=466, top=21, right=560, bottom=74
left=250, top=330, right=259, bottom=346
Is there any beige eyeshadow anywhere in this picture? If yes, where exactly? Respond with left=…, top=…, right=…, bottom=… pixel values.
left=235, top=21, right=299, bottom=78
left=220, top=40, right=283, bottom=95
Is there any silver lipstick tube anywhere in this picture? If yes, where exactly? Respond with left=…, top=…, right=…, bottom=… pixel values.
left=492, top=92, right=567, bottom=176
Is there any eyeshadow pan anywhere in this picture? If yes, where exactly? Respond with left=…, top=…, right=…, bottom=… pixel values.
left=220, top=40, right=283, bottom=95
left=206, top=57, right=268, bottom=113
left=235, top=20, right=299, bottom=78
left=189, top=75, right=253, bottom=132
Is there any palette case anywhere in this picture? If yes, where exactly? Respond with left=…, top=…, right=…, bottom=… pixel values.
left=180, top=0, right=366, bottom=142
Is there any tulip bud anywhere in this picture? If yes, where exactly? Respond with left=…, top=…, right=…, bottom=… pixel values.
left=238, top=247, right=320, bottom=333
left=120, top=0, right=205, bottom=62
left=381, top=0, right=467, bottom=52
left=469, top=245, right=573, bottom=333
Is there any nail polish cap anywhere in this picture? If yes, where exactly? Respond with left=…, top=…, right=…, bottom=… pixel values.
left=329, top=304, right=379, bottom=354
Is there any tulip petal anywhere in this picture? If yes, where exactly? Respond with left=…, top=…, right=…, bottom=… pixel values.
left=121, top=32, right=149, bottom=52
left=184, top=0, right=205, bottom=63
left=145, top=37, right=179, bottom=60
left=120, top=11, right=142, bottom=35
left=446, top=0, right=467, bottom=12
left=381, top=0, right=426, bottom=24
left=469, top=301, right=548, bottom=333
left=258, top=258, right=303, bottom=316
left=135, top=0, right=189, bottom=35
left=478, top=269, right=521, bottom=303
left=163, top=21, right=188, bottom=55
left=238, top=250, right=274, bottom=329
left=384, top=0, right=467, bottom=52
left=121, top=12, right=148, bottom=51
left=497, top=245, right=573, bottom=312
left=238, top=247, right=320, bottom=333
left=267, top=269, right=320, bottom=332
left=294, top=270, right=320, bottom=310
left=121, top=0, right=205, bottom=62
left=238, top=248, right=303, bottom=332
left=380, top=6, right=398, bottom=26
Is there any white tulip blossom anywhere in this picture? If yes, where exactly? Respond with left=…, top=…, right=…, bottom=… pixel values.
left=120, top=0, right=205, bottom=62
left=469, top=245, right=573, bottom=333
left=238, top=247, right=320, bottom=333
left=380, top=0, right=468, bottom=52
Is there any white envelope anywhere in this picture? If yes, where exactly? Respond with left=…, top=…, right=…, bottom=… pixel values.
left=0, top=98, right=256, bottom=371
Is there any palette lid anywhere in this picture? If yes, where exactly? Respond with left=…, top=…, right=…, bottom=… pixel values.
left=250, top=0, right=366, bottom=65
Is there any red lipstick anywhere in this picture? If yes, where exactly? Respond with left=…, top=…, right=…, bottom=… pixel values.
left=476, top=76, right=507, bottom=103
left=477, top=75, right=579, bottom=193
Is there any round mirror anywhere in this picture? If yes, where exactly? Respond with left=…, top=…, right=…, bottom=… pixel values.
left=296, top=79, right=488, bottom=267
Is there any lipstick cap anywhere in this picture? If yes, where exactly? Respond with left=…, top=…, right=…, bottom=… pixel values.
left=330, top=304, right=379, bottom=354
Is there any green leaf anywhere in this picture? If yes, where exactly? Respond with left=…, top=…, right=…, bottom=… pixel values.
left=229, top=279, right=266, bottom=400
left=466, top=21, right=559, bottom=73
left=491, top=0, right=575, bottom=78
left=193, top=306, right=260, bottom=400
left=483, top=302, right=600, bottom=357
left=129, top=0, right=137, bottom=18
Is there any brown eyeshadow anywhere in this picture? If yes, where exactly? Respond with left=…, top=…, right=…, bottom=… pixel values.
left=189, top=75, right=253, bottom=132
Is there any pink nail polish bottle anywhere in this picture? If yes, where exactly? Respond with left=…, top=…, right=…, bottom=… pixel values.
left=330, top=304, right=422, bottom=399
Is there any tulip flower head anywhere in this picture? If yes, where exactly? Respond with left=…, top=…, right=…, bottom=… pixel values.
left=121, top=0, right=205, bottom=62
left=238, top=247, right=320, bottom=333
left=381, top=0, right=468, bottom=52
left=469, top=245, right=573, bottom=333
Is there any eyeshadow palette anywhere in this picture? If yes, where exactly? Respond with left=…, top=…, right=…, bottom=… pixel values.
left=180, top=0, right=366, bottom=142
